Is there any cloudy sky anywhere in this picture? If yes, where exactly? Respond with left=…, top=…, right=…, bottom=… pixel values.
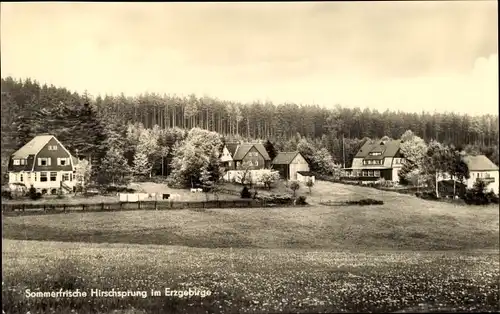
left=1, top=1, right=497, bottom=115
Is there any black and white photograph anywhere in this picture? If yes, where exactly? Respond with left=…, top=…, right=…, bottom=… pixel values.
left=1, top=1, right=499, bottom=313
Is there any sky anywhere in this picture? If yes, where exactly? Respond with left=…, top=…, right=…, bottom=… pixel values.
left=1, top=1, right=498, bottom=115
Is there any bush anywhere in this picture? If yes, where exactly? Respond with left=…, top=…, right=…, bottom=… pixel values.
left=240, top=186, right=252, bottom=199
left=295, top=196, right=307, bottom=205
left=257, top=194, right=293, bottom=205
left=346, top=198, right=384, bottom=206
left=1, top=190, right=12, bottom=199
left=463, top=190, right=489, bottom=205
left=105, top=186, right=136, bottom=194
left=486, top=191, right=499, bottom=204
left=418, top=191, right=438, bottom=200
left=29, top=186, right=41, bottom=200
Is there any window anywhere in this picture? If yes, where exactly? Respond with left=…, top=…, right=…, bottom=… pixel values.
left=38, top=158, right=51, bottom=166
left=20, top=159, right=27, bottom=165
left=40, top=172, right=48, bottom=182
left=62, top=173, right=70, bottom=181
left=368, top=170, right=373, bottom=177
left=48, top=145, right=58, bottom=151
left=50, top=172, right=57, bottom=181
left=19, top=173, right=23, bottom=182
left=57, top=158, right=70, bottom=166
left=13, top=159, right=20, bottom=165
left=369, top=152, right=382, bottom=156
left=70, top=173, right=73, bottom=181
left=374, top=170, right=380, bottom=177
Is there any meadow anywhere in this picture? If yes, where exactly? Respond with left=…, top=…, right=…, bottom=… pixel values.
left=2, top=181, right=500, bottom=313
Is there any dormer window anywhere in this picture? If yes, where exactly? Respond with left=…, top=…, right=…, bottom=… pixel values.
left=13, top=159, right=20, bottom=165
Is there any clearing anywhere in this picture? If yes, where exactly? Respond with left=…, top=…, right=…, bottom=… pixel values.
left=2, top=181, right=499, bottom=313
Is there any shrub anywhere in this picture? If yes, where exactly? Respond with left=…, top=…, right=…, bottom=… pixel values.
left=289, top=181, right=300, bottom=197
left=305, top=179, right=314, bottom=194
left=29, top=185, right=41, bottom=200
left=240, top=186, right=252, bottom=199
left=417, top=191, right=438, bottom=200
left=295, top=196, right=307, bottom=205
left=463, top=190, right=489, bottom=205
left=105, top=186, right=136, bottom=194
left=1, top=190, right=12, bottom=199
left=486, top=191, right=499, bottom=204
left=346, top=198, right=384, bottom=206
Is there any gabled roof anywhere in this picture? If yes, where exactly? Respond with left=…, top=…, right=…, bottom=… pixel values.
left=272, top=152, right=306, bottom=165
left=233, top=143, right=271, bottom=161
left=463, top=155, right=498, bottom=171
left=355, top=139, right=402, bottom=158
left=11, top=135, right=54, bottom=158
left=225, top=143, right=239, bottom=157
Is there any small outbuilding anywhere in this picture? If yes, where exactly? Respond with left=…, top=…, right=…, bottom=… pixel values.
left=272, top=152, right=310, bottom=181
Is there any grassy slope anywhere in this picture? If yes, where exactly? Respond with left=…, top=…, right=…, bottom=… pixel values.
left=3, top=181, right=499, bottom=313
left=3, top=182, right=499, bottom=250
left=3, top=239, right=499, bottom=314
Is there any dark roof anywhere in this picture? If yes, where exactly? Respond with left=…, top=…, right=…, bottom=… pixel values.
left=233, top=143, right=271, bottom=161
left=297, top=171, right=314, bottom=176
left=355, top=139, right=402, bottom=158
left=225, top=143, right=239, bottom=157
left=463, top=155, right=498, bottom=171
left=11, top=135, right=55, bottom=158
left=272, top=152, right=306, bottom=165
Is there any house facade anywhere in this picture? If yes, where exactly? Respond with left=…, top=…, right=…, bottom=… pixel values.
left=341, top=139, right=404, bottom=183
left=438, top=155, right=499, bottom=195
left=272, top=152, right=310, bottom=181
left=220, top=142, right=271, bottom=170
left=8, top=135, right=80, bottom=194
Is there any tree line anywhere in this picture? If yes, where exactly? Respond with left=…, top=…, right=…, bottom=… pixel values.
left=1, top=76, right=499, bottom=185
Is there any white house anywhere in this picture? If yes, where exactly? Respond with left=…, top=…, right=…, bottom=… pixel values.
left=437, top=154, right=499, bottom=195
left=8, top=134, right=81, bottom=195
left=342, top=139, right=405, bottom=183
left=462, top=155, right=499, bottom=194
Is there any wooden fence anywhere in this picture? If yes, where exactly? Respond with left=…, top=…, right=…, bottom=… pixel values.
left=1, top=198, right=297, bottom=216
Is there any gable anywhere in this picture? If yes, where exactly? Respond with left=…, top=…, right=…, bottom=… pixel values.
left=11, top=135, right=54, bottom=159
left=292, top=153, right=308, bottom=165
left=233, top=143, right=271, bottom=161
left=225, top=143, right=239, bottom=157
left=220, top=146, right=234, bottom=162
left=355, top=139, right=402, bottom=159
left=272, top=152, right=299, bottom=165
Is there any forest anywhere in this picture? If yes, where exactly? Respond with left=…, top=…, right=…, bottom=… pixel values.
left=1, top=76, right=499, bottom=184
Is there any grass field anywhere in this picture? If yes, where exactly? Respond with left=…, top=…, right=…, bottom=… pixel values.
left=2, top=180, right=500, bottom=313
left=3, top=240, right=499, bottom=313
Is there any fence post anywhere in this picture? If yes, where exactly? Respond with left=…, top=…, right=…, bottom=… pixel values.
left=154, top=201, right=157, bottom=210
left=138, top=201, right=141, bottom=210
left=82, top=204, right=85, bottom=211
left=119, top=202, right=123, bottom=211
left=101, top=203, right=104, bottom=211
left=63, top=204, right=66, bottom=213
left=43, top=204, right=46, bottom=212
left=22, top=204, right=26, bottom=212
